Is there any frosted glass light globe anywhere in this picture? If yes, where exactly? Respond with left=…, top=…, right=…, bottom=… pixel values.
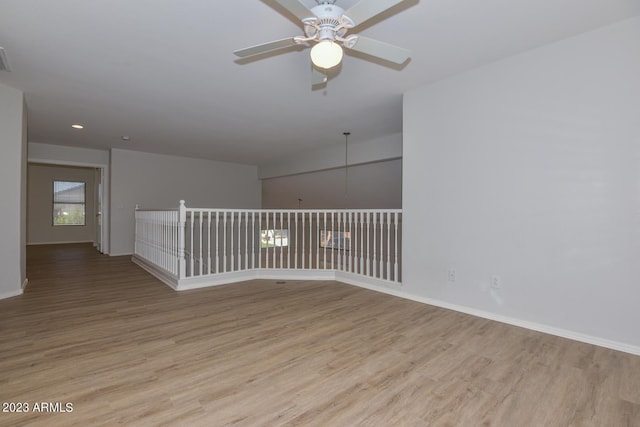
left=310, top=41, right=343, bottom=69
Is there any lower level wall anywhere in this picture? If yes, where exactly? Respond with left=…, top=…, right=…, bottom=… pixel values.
left=110, top=149, right=261, bottom=256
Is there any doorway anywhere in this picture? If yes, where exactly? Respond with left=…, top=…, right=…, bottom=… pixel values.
left=26, top=162, right=109, bottom=254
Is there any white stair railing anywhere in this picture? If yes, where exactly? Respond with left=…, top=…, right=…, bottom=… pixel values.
left=134, top=201, right=402, bottom=288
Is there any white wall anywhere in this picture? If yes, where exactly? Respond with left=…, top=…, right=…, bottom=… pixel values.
left=27, top=164, right=97, bottom=244
left=403, top=17, right=640, bottom=351
left=0, top=83, right=26, bottom=299
left=262, top=159, right=402, bottom=209
left=110, top=149, right=261, bottom=255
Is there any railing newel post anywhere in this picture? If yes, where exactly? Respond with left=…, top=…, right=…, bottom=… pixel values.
left=178, top=200, right=187, bottom=280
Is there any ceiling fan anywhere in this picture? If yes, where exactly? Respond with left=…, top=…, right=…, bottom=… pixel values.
left=233, top=0, right=411, bottom=86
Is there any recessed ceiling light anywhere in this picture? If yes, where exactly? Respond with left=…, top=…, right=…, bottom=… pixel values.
left=121, top=135, right=130, bottom=141
left=71, top=124, right=84, bottom=129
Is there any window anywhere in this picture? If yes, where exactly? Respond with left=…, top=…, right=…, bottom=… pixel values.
left=53, top=181, right=86, bottom=226
left=261, top=229, right=289, bottom=248
left=319, top=230, right=351, bottom=251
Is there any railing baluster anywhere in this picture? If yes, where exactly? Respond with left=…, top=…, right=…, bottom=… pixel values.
left=152, top=211, right=156, bottom=267
left=379, top=213, right=383, bottom=278
left=158, top=211, right=161, bottom=268
left=278, top=211, right=284, bottom=268
left=337, top=211, right=341, bottom=271
left=315, top=211, right=319, bottom=270
left=323, top=211, right=327, bottom=270
left=158, top=211, right=162, bottom=270
left=238, top=212, right=243, bottom=270
left=159, top=211, right=163, bottom=271
left=342, top=211, right=347, bottom=272
left=386, top=212, right=391, bottom=281
left=264, top=211, right=269, bottom=269
left=207, top=212, right=211, bottom=275
left=287, top=212, right=291, bottom=269
left=348, top=211, right=353, bottom=273
left=294, top=212, right=298, bottom=269
left=178, top=201, right=186, bottom=279
left=166, top=211, right=170, bottom=271
left=257, top=212, right=262, bottom=269
left=394, top=212, right=399, bottom=282
left=244, top=212, right=248, bottom=271
left=301, top=212, right=306, bottom=269
left=197, top=211, right=202, bottom=276
left=366, top=212, right=370, bottom=277
left=308, top=211, right=313, bottom=269
left=189, top=212, right=194, bottom=277
left=229, top=211, right=234, bottom=272
left=272, top=211, right=277, bottom=268
left=374, top=212, right=378, bottom=279
left=223, top=212, right=227, bottom=273
left=215, top=211, right=219, bottom=274
left=251, top=212, right=256, bottom=269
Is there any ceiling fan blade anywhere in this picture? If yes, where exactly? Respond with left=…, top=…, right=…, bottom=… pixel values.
left=311, top=66, right=327, bottom=86
left=344, top=0, right=405, bottom=26
left=233, top=38, right=299, bottom=58
left=273, top=0, right=314, bottom=21
left=346, top=35, right=410, bottom=64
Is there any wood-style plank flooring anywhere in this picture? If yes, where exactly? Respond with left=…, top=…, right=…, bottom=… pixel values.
left=1, top=243, right=639, bottom=426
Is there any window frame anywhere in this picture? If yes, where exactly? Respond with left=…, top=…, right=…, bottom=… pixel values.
left=52, top=180, right=87, bottom=227
left=260, top=229, right=289, bottom=248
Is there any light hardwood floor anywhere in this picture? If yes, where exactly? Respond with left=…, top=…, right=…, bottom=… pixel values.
left=1, top=243, right=638, bottom=426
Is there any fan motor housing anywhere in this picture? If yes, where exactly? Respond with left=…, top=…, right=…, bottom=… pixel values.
left=304, top=4, right=354, bottom=40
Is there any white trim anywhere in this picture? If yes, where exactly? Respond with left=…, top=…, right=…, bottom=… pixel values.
left=178, top=270, right=259, bottom=290
left=0, top=288, right=23, bottom=300
left=21, top=278, right=28, bottom=290
left=175, top=270, right=399, bottom=292
left=258, top=269, right=335, bottom=282
left=27, top=240, right=94, bottom=245
left=132, top=256, right=178, bottom=290
left=337, top=282, right=640, bottom=356
left=335, top=271, right=402, bottom=292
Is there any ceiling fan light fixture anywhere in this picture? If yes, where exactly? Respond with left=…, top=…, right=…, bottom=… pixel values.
left=310, top=41, right=343, bottom=69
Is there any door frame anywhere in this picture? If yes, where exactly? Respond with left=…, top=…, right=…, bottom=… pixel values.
left=27, top=159, right=110, bottom=254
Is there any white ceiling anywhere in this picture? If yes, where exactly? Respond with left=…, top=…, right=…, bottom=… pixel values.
left=1, top=0, right=638, bottom=166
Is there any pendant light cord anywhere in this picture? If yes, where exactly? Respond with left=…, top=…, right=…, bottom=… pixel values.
left=344, top=131, right=350, bottom=207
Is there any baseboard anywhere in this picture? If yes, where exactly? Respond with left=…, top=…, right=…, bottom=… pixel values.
left=22, top=278, right=28, bottom=290
left=28, top=241, right=92, bottom=245
left=178, top=270, right=336, bottom=290
left=178, top=271, right=259, bottom=290
left=258, top=269, right=335, bottom=282
left=131, top=256, right=178, bottom=290
left=335, top=271, right=402, bottom=292
left=0, top=288, right=23, bottom=300
left=339, top=282, right=640, bottom=356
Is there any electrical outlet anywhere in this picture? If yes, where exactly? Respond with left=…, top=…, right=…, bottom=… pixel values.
left=491, top=274, right=502, bottom=289
left=447, top=269, right=456, bottom=283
